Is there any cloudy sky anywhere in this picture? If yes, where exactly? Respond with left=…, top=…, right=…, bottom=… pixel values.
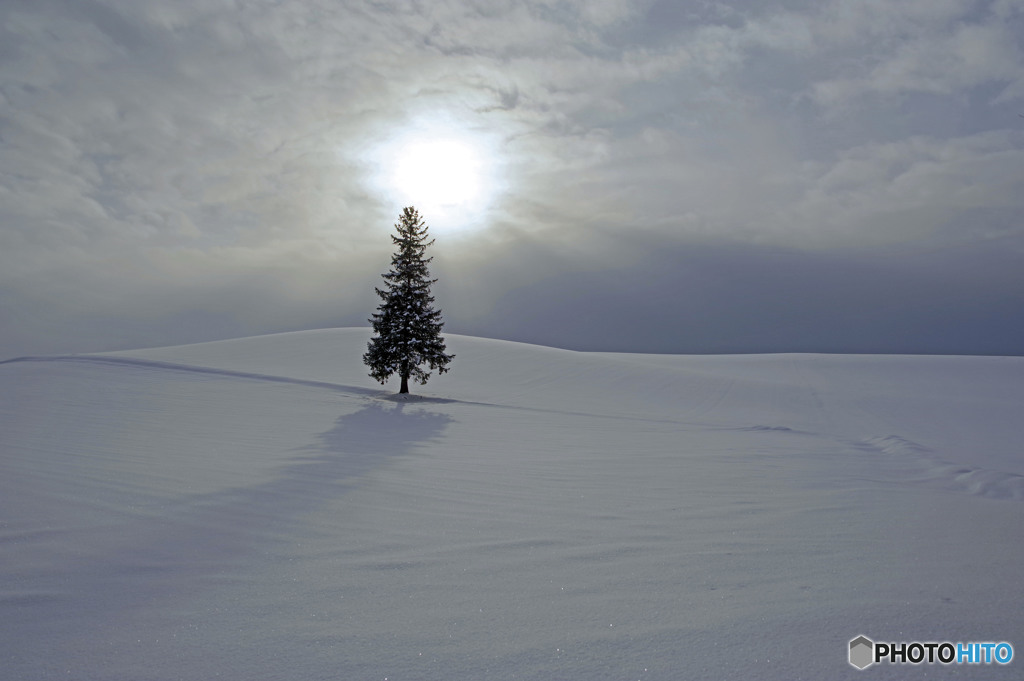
left=2, top=0, right=1023, bottom=358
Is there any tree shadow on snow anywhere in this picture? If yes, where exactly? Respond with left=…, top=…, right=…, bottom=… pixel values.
left=173, top=400, right=455, bottom=551
left=6, top=400, right=454, bottom=651
left=286, top=400, right=454, bottom=497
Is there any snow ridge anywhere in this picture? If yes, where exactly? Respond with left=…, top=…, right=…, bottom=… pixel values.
left=0, top=354, right=379, bottom=397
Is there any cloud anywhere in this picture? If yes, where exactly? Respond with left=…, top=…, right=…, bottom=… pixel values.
left=1, top=0, right=1023, bottom=358
left=813, top=19, right=1024, bottom=105
left=768, top=130, right=1024, bottom=247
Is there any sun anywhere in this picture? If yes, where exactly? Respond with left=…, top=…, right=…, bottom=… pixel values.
left=393, top=139, right=483, bottom=208
left=369, top=124, right=499, bottom=236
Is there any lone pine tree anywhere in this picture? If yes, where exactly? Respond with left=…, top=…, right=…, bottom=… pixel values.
left=363, top=206, right=454, bottom=394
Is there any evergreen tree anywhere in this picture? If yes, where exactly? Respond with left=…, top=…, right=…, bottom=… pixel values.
left=364, top=206, right=454, bottom=394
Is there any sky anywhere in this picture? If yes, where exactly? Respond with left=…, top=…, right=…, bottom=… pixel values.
left=1, top=0, right=1023, bottom=358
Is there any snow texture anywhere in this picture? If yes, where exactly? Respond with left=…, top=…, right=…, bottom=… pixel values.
left=2, top=328, right=1022, bottom=679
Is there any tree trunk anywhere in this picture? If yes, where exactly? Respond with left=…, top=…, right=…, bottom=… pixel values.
left=399, top=358, right=410, bottom=394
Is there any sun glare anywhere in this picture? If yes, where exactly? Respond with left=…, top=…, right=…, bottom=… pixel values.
left=394, top=139, right=483, bottom=207
left=370, top=124, right=499, bottom=237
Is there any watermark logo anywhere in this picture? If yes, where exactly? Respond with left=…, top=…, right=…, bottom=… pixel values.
left=849, top=636, right=874, bottom=670
left=849, top=635, right=1013, bottom=670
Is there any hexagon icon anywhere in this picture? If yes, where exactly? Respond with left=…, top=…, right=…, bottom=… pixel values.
left=849, top=636, right=874, bottom=670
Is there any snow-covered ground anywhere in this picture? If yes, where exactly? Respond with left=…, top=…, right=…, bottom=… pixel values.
left=2, top=328, right=1022, bottom=679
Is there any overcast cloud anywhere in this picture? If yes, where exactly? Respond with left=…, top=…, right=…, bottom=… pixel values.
left=2, top=0, right=1023, bottom=358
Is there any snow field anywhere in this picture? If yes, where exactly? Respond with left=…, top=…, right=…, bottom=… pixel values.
left=1, top=328, right=1022, bottom=679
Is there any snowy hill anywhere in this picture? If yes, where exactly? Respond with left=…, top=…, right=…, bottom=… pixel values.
left=2, top=328, right=1022, bottom=679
